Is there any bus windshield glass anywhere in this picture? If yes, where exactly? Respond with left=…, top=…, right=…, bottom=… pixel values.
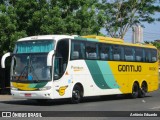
left=12, top=53, right=52, bottom=82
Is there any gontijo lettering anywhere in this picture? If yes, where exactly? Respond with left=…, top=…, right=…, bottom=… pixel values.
left=118, top=65, right=142, bottom=72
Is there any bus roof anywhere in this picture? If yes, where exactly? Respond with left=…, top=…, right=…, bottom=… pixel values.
left=80, top=35, right=157, bottom=49
left=17, top=35, right=157, bottom=49
left=82, top=35, right=124, bottom=43
left=17, top=35, right=74, bottom=42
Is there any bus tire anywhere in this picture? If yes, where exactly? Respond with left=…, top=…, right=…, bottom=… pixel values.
left=138, top=82, right=147, bottom=98
left=130, top=83, right=139, bottom=99
left=71, top=85, right=82, bottom=104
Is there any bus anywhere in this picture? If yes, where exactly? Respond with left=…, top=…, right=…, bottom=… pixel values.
left=1, top=35, right=159, bottom=103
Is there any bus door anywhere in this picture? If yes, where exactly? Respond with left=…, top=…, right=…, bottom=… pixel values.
left=53, top=39, right=69, bottom=80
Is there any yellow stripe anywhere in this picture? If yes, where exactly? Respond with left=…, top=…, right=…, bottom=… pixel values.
left=12, top=82, right=37, bottom=91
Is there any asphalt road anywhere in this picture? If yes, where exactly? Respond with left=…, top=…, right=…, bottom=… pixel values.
left=0, top=89, right=160, bottom=120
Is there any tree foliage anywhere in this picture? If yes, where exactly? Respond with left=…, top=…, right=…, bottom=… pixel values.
left=97, top=0, right=160, bottom=39
left=0, top=0, right=99, bottom=55
left=0, top=2, right=27, bottom=54
left=0, top=0, right=160, bottom=55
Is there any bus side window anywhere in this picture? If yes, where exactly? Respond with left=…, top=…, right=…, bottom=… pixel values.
left=144, top=49, right=151, bottom=62
left=135, top=48, right=143, bottom=62
left=99, top=44, right=110, bottom=60
left=151, top=49, right=157, bottom=62
left=112, top=45, right=122, bottom=61
left=125, top=47, right=134, bottom=61
left=71, top=41, right=85, bottom=60
left=86, top=42, right=99, bottom=59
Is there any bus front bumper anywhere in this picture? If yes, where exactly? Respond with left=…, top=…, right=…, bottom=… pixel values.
left=11, top=90, right=53, bottom=99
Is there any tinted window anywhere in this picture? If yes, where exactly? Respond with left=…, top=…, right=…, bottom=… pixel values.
left=86, top=42, right=99, bottom=59
left=99, top=44, right=110, bottom=60
left=54, top=39, right=69, bottom=80
left=71, top=40, right=157, bottom=63
left=135, top=48, right=143, bottom=62
left=125, top=47, right=134, bottom=61
left=112, top=45, right=122, bottom=61
left=144, top=49, right=151, bottom=62
left=71, top=41, right=85, bottom=60
left=151, top=49, right=157, bottom=62
left=16, top=40, right=54, bottom=53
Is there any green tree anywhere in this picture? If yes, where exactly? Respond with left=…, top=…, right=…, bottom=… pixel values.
left=42, top=0, right=98, bottom=35
left=10, top=0, right=99, bottom=35
left=97, top=0, right=160, bottom=39
left=0, top=3, right=26, bottom=55
left=0, top=0, right=100, bottom=54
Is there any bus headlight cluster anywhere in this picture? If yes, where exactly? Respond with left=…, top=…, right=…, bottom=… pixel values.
left=11, top=86, right=18, bottom=91
left=39, top=86, right=51, bottom=91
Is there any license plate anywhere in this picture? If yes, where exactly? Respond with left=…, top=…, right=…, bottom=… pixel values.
left=25, top=93, right=31, bottom=97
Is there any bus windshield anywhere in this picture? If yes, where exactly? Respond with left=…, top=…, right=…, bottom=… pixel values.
left=10, top=40, right=54, bottom=82
left=11, top=53, right=52, bottom=82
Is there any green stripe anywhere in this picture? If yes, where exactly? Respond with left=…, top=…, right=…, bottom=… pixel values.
left=29, top=83, right=37, bottom=88
left=74, top=37, right=87, bottom=41
left=35, top=82, right=48, bottom=88
left=85, top=60, right=110, bottom=89
left=15, top=82, right=48, bottom=89
left=86, top=38, right=99, bottom=42
left=74, top=37, right=99, bottom=42
left=85, top=60, right=119, bottom=89
left=97, top=61, right=119, bottom=89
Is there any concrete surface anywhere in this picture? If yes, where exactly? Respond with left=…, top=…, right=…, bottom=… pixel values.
left=0, top=95, right=13, bottom=101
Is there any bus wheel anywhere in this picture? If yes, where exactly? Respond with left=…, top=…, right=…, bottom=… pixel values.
left=138, top=82, right=147, bottom=98
left=71, top=85, right=82, bottom=104
left=130, top=83, right=139, bottom=99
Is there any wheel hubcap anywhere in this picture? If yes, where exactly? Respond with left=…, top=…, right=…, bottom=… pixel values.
left=73, top=90, right=80, bottom=100
left=133, top=85, right=138, bottom=96
left=141, top=84, right=146, bottom=94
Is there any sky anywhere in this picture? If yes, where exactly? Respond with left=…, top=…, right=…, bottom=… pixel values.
left=124, top=21, right=160, bottom=43
left=101, top=19, right=160, bottom=43
left=101, top=3, right=160, bottom=43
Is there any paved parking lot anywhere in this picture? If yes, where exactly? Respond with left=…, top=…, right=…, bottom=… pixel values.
left=0, top=95, right=13, bottom=101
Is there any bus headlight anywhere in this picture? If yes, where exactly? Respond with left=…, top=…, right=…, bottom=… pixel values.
left=11, top=86, right=18, bottom=91
left=39, top=86, right=51, bottom=91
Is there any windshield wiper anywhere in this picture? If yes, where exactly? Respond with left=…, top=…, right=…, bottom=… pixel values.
left=27, top=55, right=40, bottom=83
left=17, top=55, right=40, bottom=83
left=28, top=68, right=40, bottom=83
left=17, top=65, right=28, bottom=81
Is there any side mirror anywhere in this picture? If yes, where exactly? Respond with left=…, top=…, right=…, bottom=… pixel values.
left=47, top=50, right=55, bottom=66
left=1, top=52, right=11, bottom=68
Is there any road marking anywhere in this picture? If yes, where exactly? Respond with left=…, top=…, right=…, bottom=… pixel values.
left=150, top=106, right=160, bottom=110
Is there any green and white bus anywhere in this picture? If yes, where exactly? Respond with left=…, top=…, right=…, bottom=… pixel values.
left=1, top=35, right=159, bottom=103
